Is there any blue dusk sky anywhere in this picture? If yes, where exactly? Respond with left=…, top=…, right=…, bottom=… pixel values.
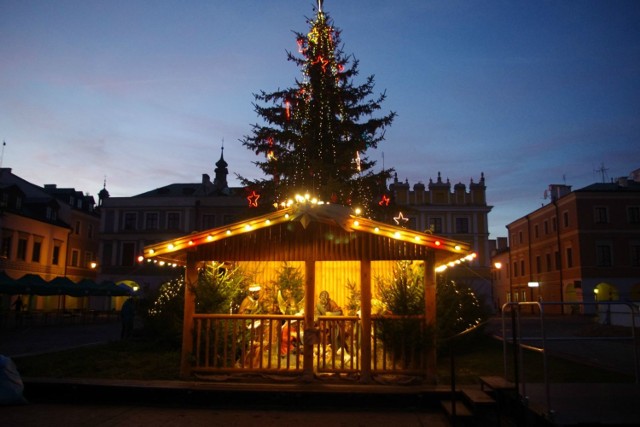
left=1, top=0, right=639, bottom=238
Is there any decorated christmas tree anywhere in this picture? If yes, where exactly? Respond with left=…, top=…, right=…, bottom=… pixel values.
left=241, top=0, right=395, bottom=216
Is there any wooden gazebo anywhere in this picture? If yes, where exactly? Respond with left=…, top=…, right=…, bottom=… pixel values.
left=143, top=202, right=472, bottom=382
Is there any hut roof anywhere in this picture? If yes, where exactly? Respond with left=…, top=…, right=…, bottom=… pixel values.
left=143, top=203, right=473, bottom=267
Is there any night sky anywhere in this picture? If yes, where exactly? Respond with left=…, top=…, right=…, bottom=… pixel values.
left=2, top=0, right=639, bottom=237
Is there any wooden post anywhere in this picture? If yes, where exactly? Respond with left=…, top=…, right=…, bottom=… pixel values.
left=180, top=251, right=198, bottom=378
left=359, top=258, right=372, bottom=383
left=302, top=258, right=316, bottom=381
left=424, top=251, right=437, bottom=382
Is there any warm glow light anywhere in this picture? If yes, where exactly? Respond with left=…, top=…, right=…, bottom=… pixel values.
left=414, top=236, right=421, bottom=241
left=594, top=289, right=599, bottom=294
left=394, top=231, right=401, bottom=239
left=265, top=219, right=271, bottom=225
left=159, top=261, right=165, bottom=266
left=454, top=245, right=461, bottom=251
left=207, top=235, right=214, bottom=241
left=244, top=224, right=252, bottom=231
left=374, top=227, right=380, bottom=233
left=494, top=262, right=502, bottom=269
left=149, top=249, right=155, bottom=254
left=285, top=214, right=290, bottom=219
left=90, top=261, right=97, bottom=269
left=188, top=240, right=194, bottom=245
left=226, top=230, right=231, bottom=235
left=435, top=241, right=441, bottom=246
left=528, top=281, right=540, bottom=288
left=168, top=244, right=174, bottom=250
left=354, top=207, right=362, bottom=215
left=353, top=220, right=360, bottom=226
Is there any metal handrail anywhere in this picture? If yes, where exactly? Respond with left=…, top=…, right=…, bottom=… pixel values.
left=500, top=300, right=639, bottom=419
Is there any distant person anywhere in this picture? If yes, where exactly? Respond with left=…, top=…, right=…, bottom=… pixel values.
left=12, top=296, right=24, bottom=327
left=12, top=296, right=23, bottom=313
left=120, top=297, right=135, bottom=339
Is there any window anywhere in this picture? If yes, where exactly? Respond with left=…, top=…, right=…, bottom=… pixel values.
left=596, top=243, right=612, bottom=267
left=71, top=249, right=79, bottom=267
left=145, top=212, right=159, bottom=230
left=594, top=207, right=609, bottom=224
left=513, top=261, right=518, bottom=277
left=546, top=253, right=552, bottom=272
left=631, top=244, right=640, bottom=267
left=85, top=251, right=94, bottom=268
left=455, top=217, right=469, bottom=234
left=520, top=260, right=525, bottom=276
left=52, top=245, right=61, bottom=265
left=566, top=247, right=573, bottom=268
left=87, top=224, right=94, bottom=239
left=534, top=225, right=539, bottom=239
left=167, top=212, right=180, bottom=230
left=202, top=214, right=216, bottom=229
left=32, top=241, right=42, bottom=263
left=102, top=243, right=113, bottom=267
left=555, top=251, right=561, bottom=270
left=1, top=235, right=12, bottom=259
left=519, top=231, right=523, bottom=244
left=75, top=220, right=81, bottom=235
left=429, top=217, right=443, bottom=233
left=121, top=242, right=136, bottom=267
left=552, top=216, right=557, bottom=232
left=544, top=220, right=549, bottom=235
left=17, top=238, right=27, bottom=261
left=521, top=291, right=527, bottom=302
left=123, top=212, right=137, bottom=231
left=628, top=206, right=640, bottom=224
left=563, top=211, right=569, bottom=228
left=535, top=256, right=541, bottom=273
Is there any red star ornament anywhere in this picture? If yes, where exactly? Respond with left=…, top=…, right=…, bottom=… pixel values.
left=247, top=191, right=260, bottom=208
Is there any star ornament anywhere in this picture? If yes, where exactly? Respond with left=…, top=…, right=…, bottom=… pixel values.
left=247, top=191, right=260, bottom=208
left=393, top=212, right=409, bottom=225
left=378, top=194, right=390, bottom=206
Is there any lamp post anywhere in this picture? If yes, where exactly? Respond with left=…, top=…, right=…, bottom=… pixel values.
left=491, top=262, right=502, bottom=312
left=528, top=281, right=540, bottom=314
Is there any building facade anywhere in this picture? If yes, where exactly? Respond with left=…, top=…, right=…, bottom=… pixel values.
left=501, top=172, right=640, bottom=315
left=388, top=172, right=494, bottom=304
left=97, top=151, right=248, bottom=293
left=0, top=168, right=100, bottom=311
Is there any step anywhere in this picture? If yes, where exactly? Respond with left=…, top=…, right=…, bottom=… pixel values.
left=461, top=387, right=496, bottom=406
left=440, top=399, right=473, bottom=418
left=478, top=376, right=515, bottom=392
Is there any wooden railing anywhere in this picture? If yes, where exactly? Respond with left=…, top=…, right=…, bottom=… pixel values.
left=191, top=313, right=429, bottom=377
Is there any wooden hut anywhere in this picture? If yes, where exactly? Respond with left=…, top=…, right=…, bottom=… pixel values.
left=143, top=202, right=472, bottom=383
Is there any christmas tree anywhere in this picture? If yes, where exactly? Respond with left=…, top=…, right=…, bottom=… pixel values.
left=241, top=1, right=395, bottom=216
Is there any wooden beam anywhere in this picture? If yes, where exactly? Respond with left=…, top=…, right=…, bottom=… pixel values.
left=180, top=251, right=197, bottom=378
